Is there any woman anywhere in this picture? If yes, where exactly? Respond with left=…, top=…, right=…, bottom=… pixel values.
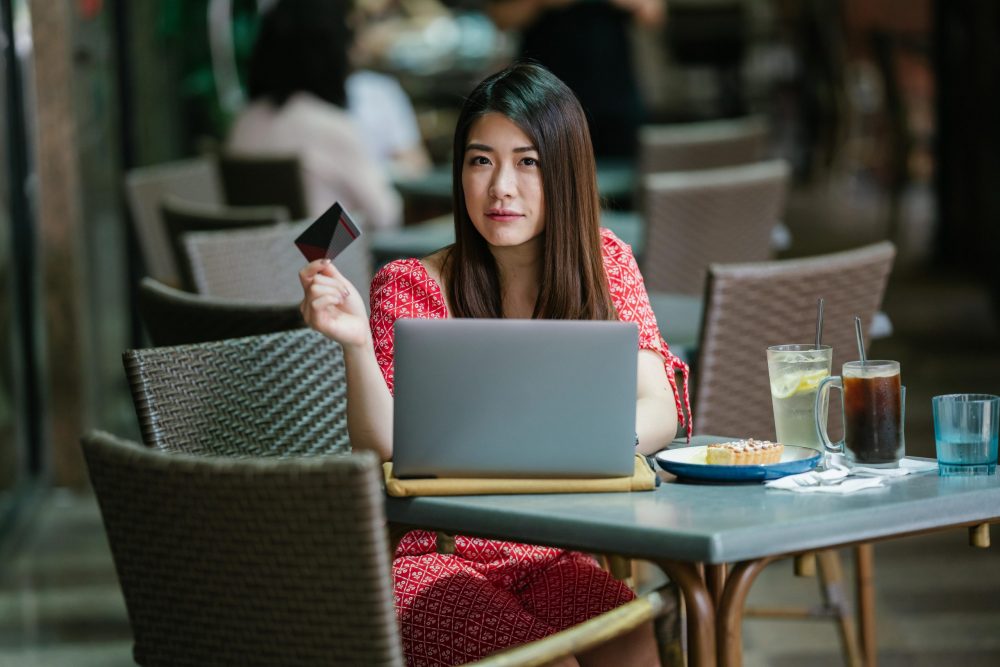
left=228, top=0, right=402, bottom=230
left=301, top=63, right=689, bottom=667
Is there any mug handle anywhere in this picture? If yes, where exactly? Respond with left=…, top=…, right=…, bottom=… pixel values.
left=816, top=375, right=844, bottom=453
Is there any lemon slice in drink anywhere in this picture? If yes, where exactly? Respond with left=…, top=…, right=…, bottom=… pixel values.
left=770, top=369, right=828, bottom=399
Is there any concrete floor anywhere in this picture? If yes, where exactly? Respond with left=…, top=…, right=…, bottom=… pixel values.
left=1, top=174, right=999, bottom=665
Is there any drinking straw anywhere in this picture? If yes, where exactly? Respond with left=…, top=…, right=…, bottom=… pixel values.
left=855, top=315, right=867, bottom=363
left=814, top=298, right=825, bottom=349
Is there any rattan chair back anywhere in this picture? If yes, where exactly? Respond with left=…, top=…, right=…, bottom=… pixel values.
left=161, top=196, right=288, bottom=291
left=123, top=328, right=349, bottom=457
left=82, top=431, right=403, bottom=666
left=137, top=277, right=303, bottom=346
left=638, top=116, right=768, bottom=177
left=694, top=241, right=896, bottom=439
left=218, top=152, right=309, bottom=219
left=641, top=159, right=790, bottom=295
left=183, top=219, right=373, bottom=305
left=181, top=220, right=310, bottom=302
left=125, top=157, right=223, bottom=286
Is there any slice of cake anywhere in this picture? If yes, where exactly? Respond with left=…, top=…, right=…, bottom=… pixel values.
left=706, top=439, right=784, bottom=465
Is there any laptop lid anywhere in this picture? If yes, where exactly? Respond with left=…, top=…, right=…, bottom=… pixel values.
left=392, top=318, right=638, bottom=479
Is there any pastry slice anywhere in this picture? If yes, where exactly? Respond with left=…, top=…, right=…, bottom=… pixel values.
left=706, top=439, right=784, bottom=465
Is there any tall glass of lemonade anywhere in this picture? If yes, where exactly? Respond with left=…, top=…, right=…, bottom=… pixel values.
left=767, top=344, right=833, bottom=452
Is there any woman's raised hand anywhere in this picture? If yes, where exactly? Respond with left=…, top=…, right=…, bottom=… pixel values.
left=299, top=259, right=371, bottom=349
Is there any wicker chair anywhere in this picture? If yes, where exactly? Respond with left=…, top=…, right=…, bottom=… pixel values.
left=693, top=241, right=896, bottom=667
left=160, top=197, right=288, bottom=292
left=124, top=157, right=223, bottom=286
left=694, top=241, right=896, bottom=438
left=638, top=116, right=768, bottom=177
left=218, top=152, right=309, bottom=219
left=123, top=328, right=349, bottom=457
left=182, top=219, right=372, bottom=304
left=137, top=277, right=304, bottom=346
left=83, top=431, right=668, bottom=667
left=641, top=159, right=790, bottom=296
left=180, top=220, right=311, bottom=302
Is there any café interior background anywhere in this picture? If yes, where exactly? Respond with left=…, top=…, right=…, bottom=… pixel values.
left=2, top=0, right=1000, bottom=554
left=1, top=2, right=999, bottom=665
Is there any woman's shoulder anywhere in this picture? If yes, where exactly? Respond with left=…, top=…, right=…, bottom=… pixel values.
left=372, top=258, right=441, bottom=297
left=371, top=257, right=448, bottom=315
left=227, top=100, right=277, bottom=145
left=281, top=92, right=358, bottom=137
left=371, top=258, right=428, bottom=290
left=599, top=227, right=637, bottom=266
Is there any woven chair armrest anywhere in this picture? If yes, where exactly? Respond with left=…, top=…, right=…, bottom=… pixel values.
left=466, top=591, right=665, bottom=667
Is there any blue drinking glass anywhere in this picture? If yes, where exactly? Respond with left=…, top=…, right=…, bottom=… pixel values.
left=932, top=394, right=999, bottom=476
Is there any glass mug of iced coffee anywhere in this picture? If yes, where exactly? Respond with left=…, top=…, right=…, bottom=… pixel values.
left=815, top=360, right=905, bottom=467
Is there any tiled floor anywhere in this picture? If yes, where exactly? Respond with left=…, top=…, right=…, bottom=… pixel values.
left=1, top=174, right=999, bottom=665
left=0, top=491, right=133, bottom=666
left=742, top=535, right=1000, bottom=666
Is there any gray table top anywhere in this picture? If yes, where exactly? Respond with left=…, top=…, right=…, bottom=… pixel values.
left=385, top=436, right=1000, bottom=565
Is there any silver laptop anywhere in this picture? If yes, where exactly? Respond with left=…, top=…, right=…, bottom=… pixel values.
left=392, top=318, right=638, bottom=479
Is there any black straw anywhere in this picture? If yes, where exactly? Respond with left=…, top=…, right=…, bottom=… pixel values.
left=855, top=316, right=867, bottom=363
left=814, top=298, right=825, bottom=349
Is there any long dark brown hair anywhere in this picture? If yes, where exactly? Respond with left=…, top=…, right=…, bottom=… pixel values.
left=444, top=62, right=616, bottom=321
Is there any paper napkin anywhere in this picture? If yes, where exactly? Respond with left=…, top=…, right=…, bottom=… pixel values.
left=766, top=457, right=937, bottom=494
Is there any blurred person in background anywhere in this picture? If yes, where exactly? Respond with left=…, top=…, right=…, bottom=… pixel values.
left=486, top=0, right=666, bottom=160
left=345, top=52, right=433, bottom=177
left=228, top=0, right=403, bottom=230
left=346, top=68, right=432, bottom=178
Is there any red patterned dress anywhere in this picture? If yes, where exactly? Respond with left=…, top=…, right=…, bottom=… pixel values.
left=369, top=228, right=690, bottom=666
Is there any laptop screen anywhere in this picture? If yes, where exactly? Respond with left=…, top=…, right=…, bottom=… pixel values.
left=392, top=318, right=638, bottom=479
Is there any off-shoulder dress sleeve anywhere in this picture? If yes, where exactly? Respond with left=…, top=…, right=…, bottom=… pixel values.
left=600, top=228, right=693, bottom=440
left=368, top=259, right=449, bottom=395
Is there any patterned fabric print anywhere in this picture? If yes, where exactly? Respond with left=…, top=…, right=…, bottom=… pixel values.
left=597, top=228, right=693, bottom=440
left=368, top=229, right=687, bottom=665
left=394, top=546, right=632, bottom=666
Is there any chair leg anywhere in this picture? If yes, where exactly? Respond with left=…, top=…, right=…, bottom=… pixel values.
left=854, top=544, right=877, bottom=666
left=745, top=548, right=877, bottom=666
left=651, top=582, right=685, bottom=667
left=625, top=560, right=684, bottom=666
left=794, top=552, right=817, bottom=577
left=604, top=554, right=633, bottom=583
left=816, top=550, right=863, bottom=667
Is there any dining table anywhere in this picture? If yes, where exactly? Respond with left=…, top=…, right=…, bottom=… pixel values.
left=384, top=436, right=1000, bottom=667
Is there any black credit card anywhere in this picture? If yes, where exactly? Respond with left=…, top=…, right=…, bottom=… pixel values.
left=294, top=202, right=362, bottom=262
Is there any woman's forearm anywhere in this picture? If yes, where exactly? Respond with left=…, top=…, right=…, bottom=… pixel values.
left=343, top=340, right=395, bottom=461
